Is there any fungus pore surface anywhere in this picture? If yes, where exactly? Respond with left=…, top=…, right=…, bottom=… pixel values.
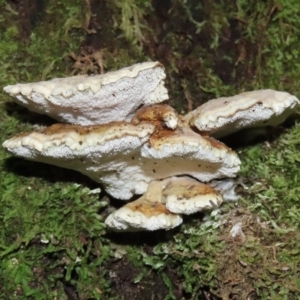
left=4, top=62, right=168, bottom=125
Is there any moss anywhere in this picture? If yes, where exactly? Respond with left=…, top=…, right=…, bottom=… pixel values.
left=211, top=122, right=300, bottom=298
left=2, top=0, right=300, bottom=299
left=0, top=1, right=111, bottom=298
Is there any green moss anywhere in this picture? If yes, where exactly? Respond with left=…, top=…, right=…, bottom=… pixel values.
left=110, top=0, right=153, bottom=46
left=2, top=0, right=300, bottom=298
left=0, top=1, right=112, bottom=298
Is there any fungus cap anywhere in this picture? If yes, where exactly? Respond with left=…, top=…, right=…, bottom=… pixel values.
left=186, top=89, right=300, bottom=138
left=2, top=122, right=156, bottom=199
left=141, top=123, right=241, bottom=182
left=162, top=177, right=223, bottom=214
left=4, top=62, right=168, bottom=125
left=2, top=122, right=156, bottom=153
left=131, top=104, right=178, bottom=129
left=3, top=112, right=241, bottom=200
left=105, top=197, right=183, bottom=231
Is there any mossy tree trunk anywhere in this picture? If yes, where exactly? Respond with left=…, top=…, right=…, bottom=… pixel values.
left=1, top=1, right=300, bottom=299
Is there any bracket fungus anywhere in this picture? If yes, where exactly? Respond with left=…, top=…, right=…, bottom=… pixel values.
left=185, top=89, right=299, bottom=138
left=4, top=62, right=168, bottom=125
left=161, top=176, right=223, bottom=214
left=105, top=180, right=183, bottom=231
left=2, top=106, right=240, bottom=200
left=2, top=62, right=299, bottom=231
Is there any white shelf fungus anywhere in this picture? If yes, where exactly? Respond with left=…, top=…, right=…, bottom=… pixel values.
left=2, top=61, right=300, bottom=231
left=185, top=89, right=300, bottom=138
left=2, top=118, right=240, bottom=200
left=161, top=177, right=223, bottom=214
left=105, top=198, right=183, bottom=231
left=4, top=62, right=168, bottom=125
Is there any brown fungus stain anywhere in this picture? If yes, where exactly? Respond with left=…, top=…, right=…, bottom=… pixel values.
left=126, top=199, right=175, bottom=217
left=131, top=104, right=177, bottom=125
left=164, top=180, right=219, bottom=199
